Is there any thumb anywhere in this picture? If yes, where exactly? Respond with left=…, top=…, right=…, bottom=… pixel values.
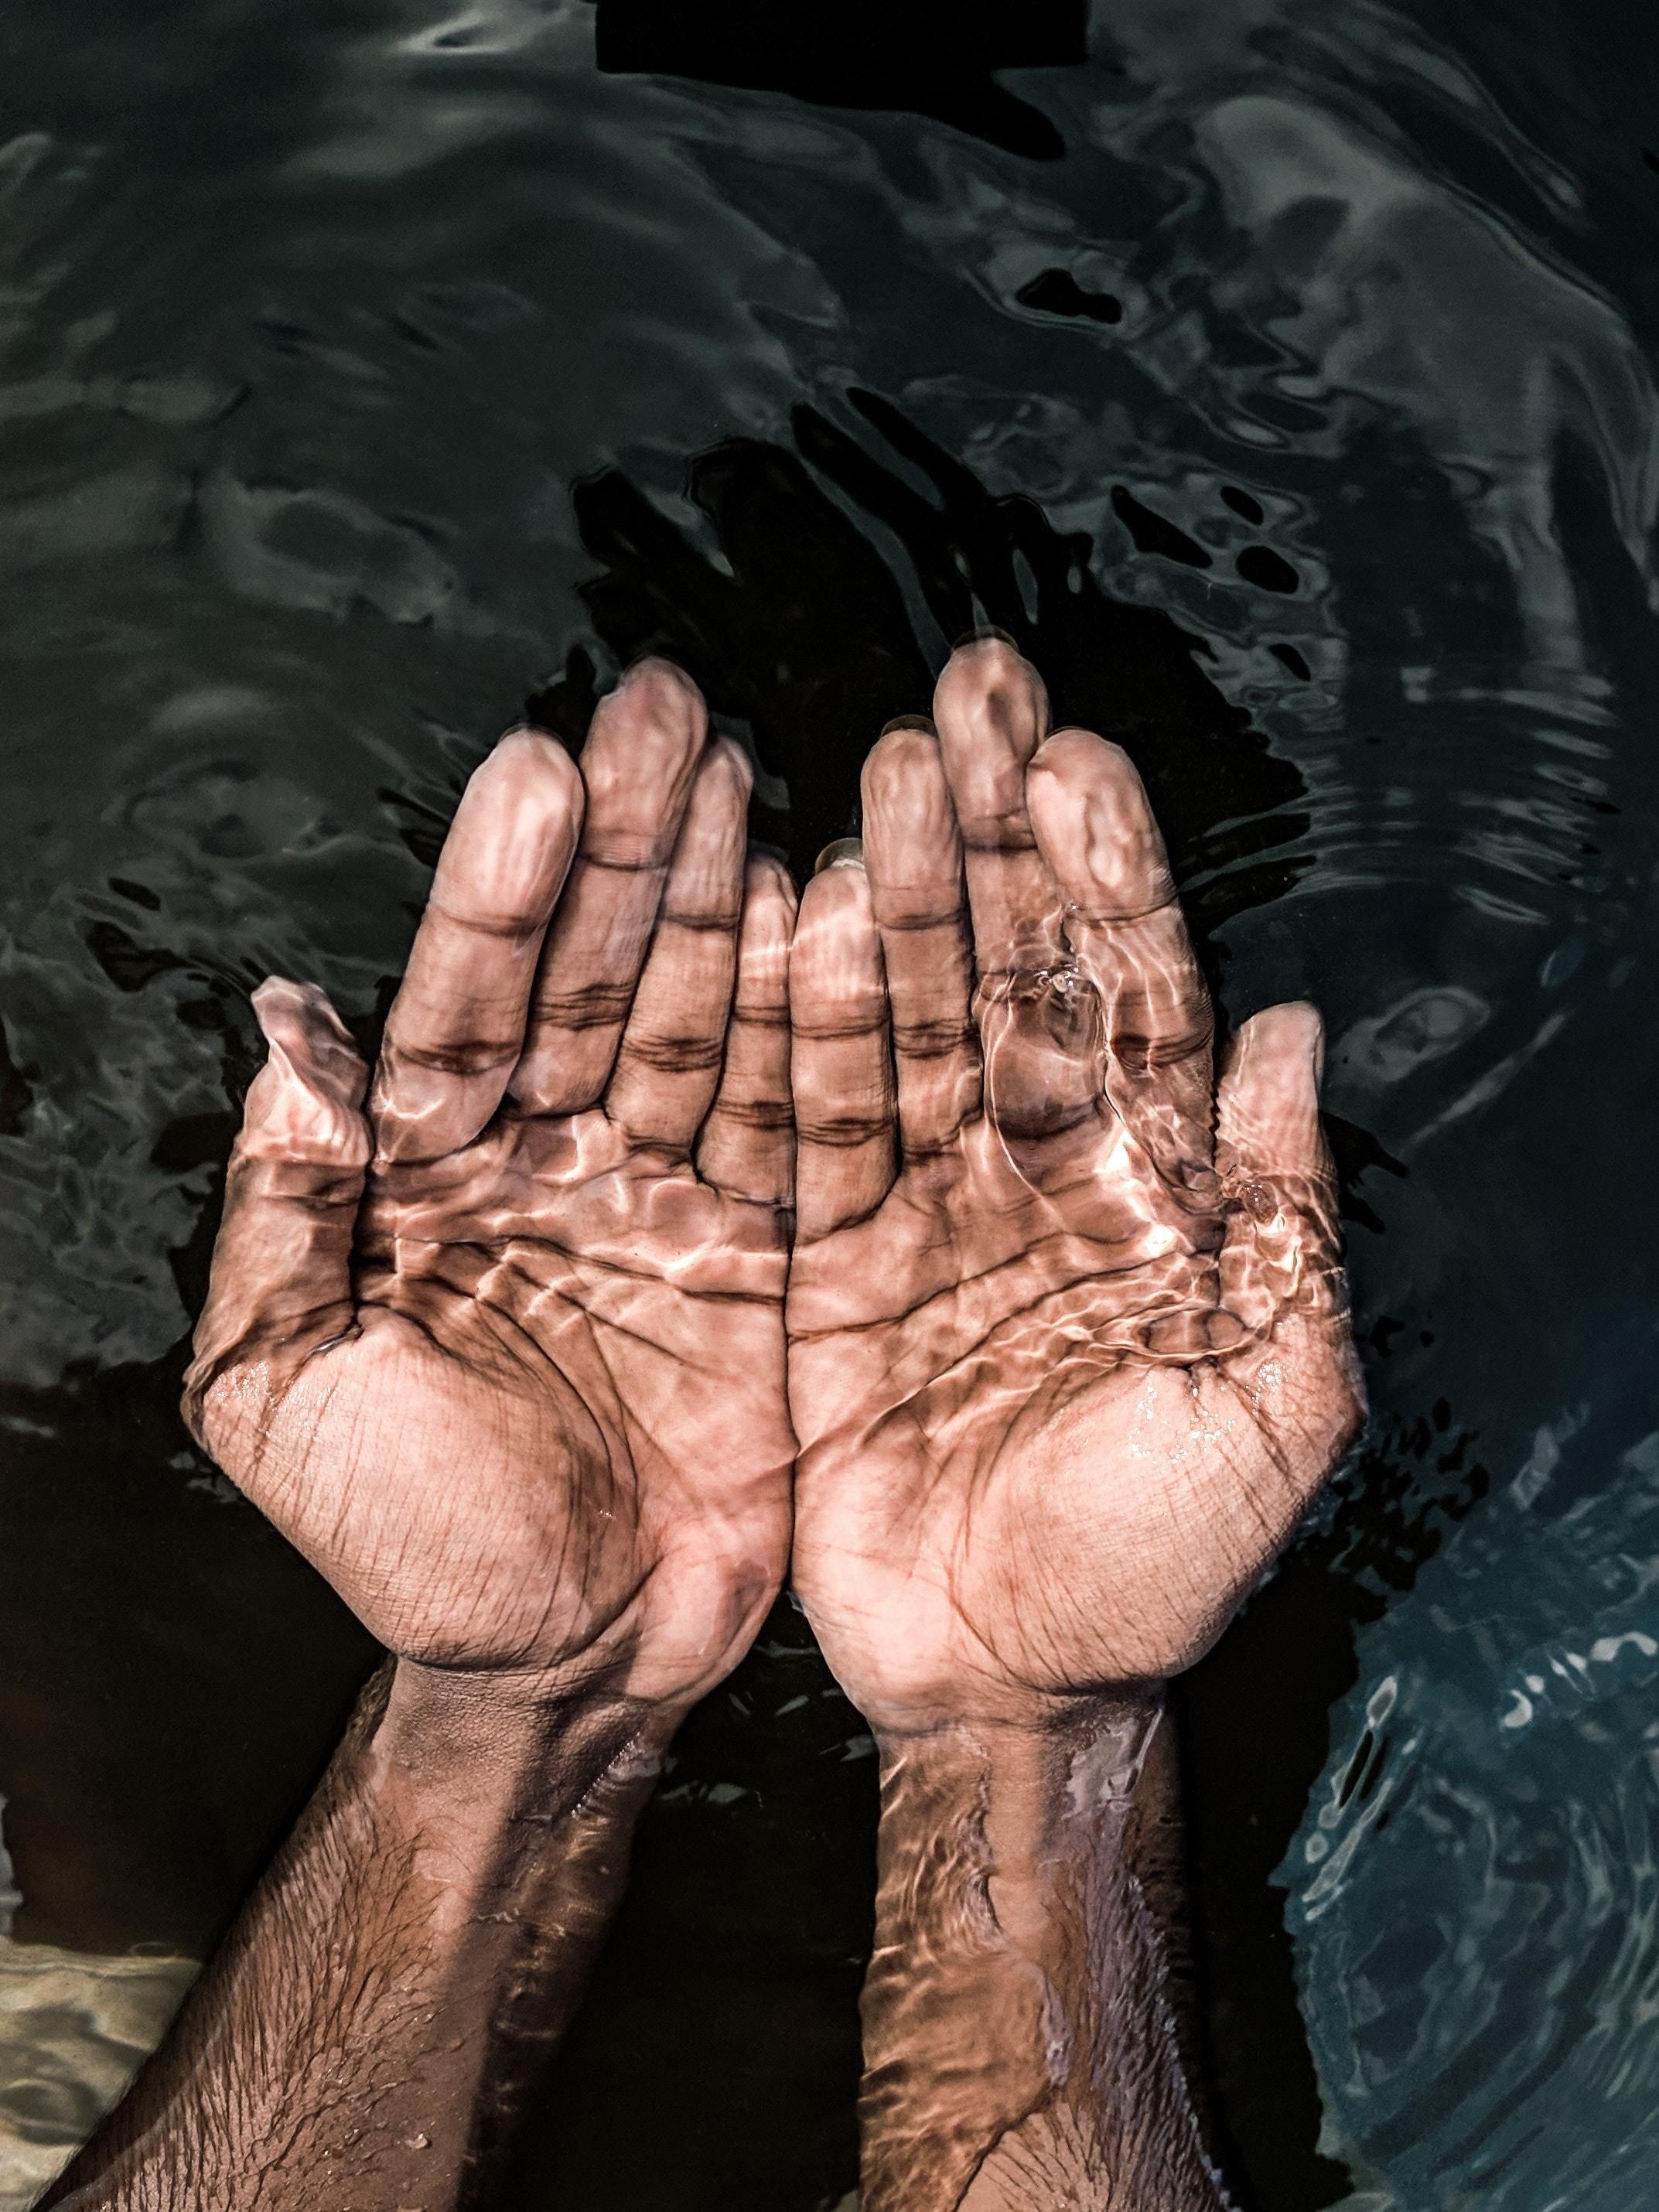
left=183, top=979, right=370, bottom=1460
left=1215, top=1001, right=1364, bottom=1439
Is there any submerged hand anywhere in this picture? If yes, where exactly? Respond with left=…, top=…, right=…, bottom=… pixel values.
left=186, top=661, right=796, bottom=1715
left=786, top=639, right=1363, bottom=1735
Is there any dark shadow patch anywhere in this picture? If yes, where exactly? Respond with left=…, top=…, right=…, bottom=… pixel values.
left=529, top=392, right=1309, bottom=948
left=1111, top=483, right=1213, bottom=568
left=1325, top=1112, right=1408, bottom=1237
left=0, top=1019, right=37, bottom=1138
left=1015, top=267, right=1125, bottom=324
left=108, top=876, right=162, bottom=911
left=590, top=0, right=1087, bottom=161
left=1237, top=545, right=1301, bottom=595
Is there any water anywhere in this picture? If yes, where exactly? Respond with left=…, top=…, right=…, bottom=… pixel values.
left=1, top=0, right=1657, bottom=2201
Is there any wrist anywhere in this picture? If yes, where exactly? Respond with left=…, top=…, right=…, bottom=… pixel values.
left=871, top=1688, right=1164, bottom=1804
left=381, top=1653, right=678, bottom=1757
left=862, top=1688, right=1222, bottom=2212
left=370, top=1661, right=678, bottom=1907
left=872, top=1694, right=1164, bottom=1948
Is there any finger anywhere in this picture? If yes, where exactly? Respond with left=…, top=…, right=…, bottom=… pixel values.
left=1215, top=1001, right=1363, bottom=1467
left=371, top=730, right=583, bottom=1162
left=183, top=979, right=370, bottom=1452
left=932, top=638, right=1063, bottom=982
left=511, top=659, right=708, bottom=1114
left=789, top=853, right=896, bottom=1240
left=1026, top=729, right=1213, bottom=1180
left=1215, top=1002, right=1345, bottom=1330
left=606, top=737, right=750, bottom=1151
left=861, top=723, right=980, bottom=1157
left=696, top=855, right=797, bottom=1207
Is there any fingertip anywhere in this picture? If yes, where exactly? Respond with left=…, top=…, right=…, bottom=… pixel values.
left=1285, top=999, right=1326, bottom=1086
left=814, top=836, right=865, bottom=876
left=1028, top=725, right=1132, bottom=783
left=431, top=727, right=585, bottom=930
left=667, top=736, right=753, bottom=905
left=736, top=856, right=797, bottom=990
left=797, top=847, right=876, bottom=929
left=613, top=654, right=707, bottom=719
left=1228, top=1000, right=1325, bottom=1084
left=251, top=976, right=357, bottom=1059
left=863, top=719, right=933, bottom=789
left=486, top=722, right=585, bottom=795
left=1217, top=1001, right=1330, bottom=1187
left=244, top=981, right=370, bottom=1155
left=934, top=637, right=1050, bottom=764
left=1025, top=726, right=1174, bottom=915
left=862, top=720, right=949, bottom=823
left=589, top=654, right=708, bottom=758
left=251, top=973, right=307, bottom=1033
left=939, top=633, right=1038, bottom=690
left=790, top=862, right=884, bottom=1026
left=581, top=657, right=711, bottom=862
left=744, top=849, right=799, bottom=920
left=471, top=725, right=588, bottom=836
left=602, top=657, right=709, bottom=781
left=701, top=730, right=754, bottom=800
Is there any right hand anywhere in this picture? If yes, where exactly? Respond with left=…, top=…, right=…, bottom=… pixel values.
left=185, top=662, right=797, bottom=1716
left=785, top=640, right=1364, bottom=1736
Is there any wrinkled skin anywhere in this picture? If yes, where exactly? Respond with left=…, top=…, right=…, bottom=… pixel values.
left=185, top=661, right=797, bottom=1713
left=787, top=640, right=1364, bottom=1734
left=188, top=637, right=1360, bottom=1740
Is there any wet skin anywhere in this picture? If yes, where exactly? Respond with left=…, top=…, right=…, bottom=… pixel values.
left=46, top=641, right=1360, bottom=2212
left=789, top=645, right=1360, bottom=1728
left=187, top=665, right=797, bottom=1714
left=46, top=663, right=800, bottom=2210
left=787, top=642, right=1361, bottom=2207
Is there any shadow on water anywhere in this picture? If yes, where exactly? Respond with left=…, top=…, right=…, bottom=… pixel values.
left=591, top=0, right=1092, bottom=162
left=527, top=391, right=1309, bottom=913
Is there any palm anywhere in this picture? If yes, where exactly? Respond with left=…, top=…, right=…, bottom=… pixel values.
left=221, top=1121, right=787, bottom=1695
left=787, top=643, right=1360, bottom=1733
left=187, top=667, right=797, bottom=1712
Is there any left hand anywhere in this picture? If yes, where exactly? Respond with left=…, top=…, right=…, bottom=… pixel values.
left=785, top=639, right=1364, bottom=1736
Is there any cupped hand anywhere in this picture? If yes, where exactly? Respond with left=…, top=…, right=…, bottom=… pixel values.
left=185, top=662, right=797, bottom=1714
left=786, top=640, right=1364, bottom=1736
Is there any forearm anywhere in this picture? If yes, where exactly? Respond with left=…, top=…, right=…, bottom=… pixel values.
left=860, top=1695, right=1228, bottom=2212
left=43, top=1661, right=671, bottom=2212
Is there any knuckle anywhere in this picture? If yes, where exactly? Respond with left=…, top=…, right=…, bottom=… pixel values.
left=619, top=1030, right=725, bottom=1077
left=800, top=1109, right=891, bottom=1149
left=385, top=1034, right=519, bottom=1078
left=533, top=980, right=634, bottom=1031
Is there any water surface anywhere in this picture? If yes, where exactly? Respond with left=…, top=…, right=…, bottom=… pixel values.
left=2, top=1, right=1657, bottom=2203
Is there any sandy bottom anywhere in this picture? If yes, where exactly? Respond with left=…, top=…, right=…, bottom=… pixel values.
left=0, top=1938, right=196, bottom=2207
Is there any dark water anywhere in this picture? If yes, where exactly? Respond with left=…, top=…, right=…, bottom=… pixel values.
left=2, top=0, right=1657, bottom=2203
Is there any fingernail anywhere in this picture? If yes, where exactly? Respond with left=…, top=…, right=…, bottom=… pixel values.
left=814, top=837, right=865, bottom=874
left=879, top=715, right=936, bottom=739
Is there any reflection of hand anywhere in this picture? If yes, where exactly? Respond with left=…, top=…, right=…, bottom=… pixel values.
left=185, top=661, right=796, bottom=1718
left=787, top=639, right=1363, bottom=1737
